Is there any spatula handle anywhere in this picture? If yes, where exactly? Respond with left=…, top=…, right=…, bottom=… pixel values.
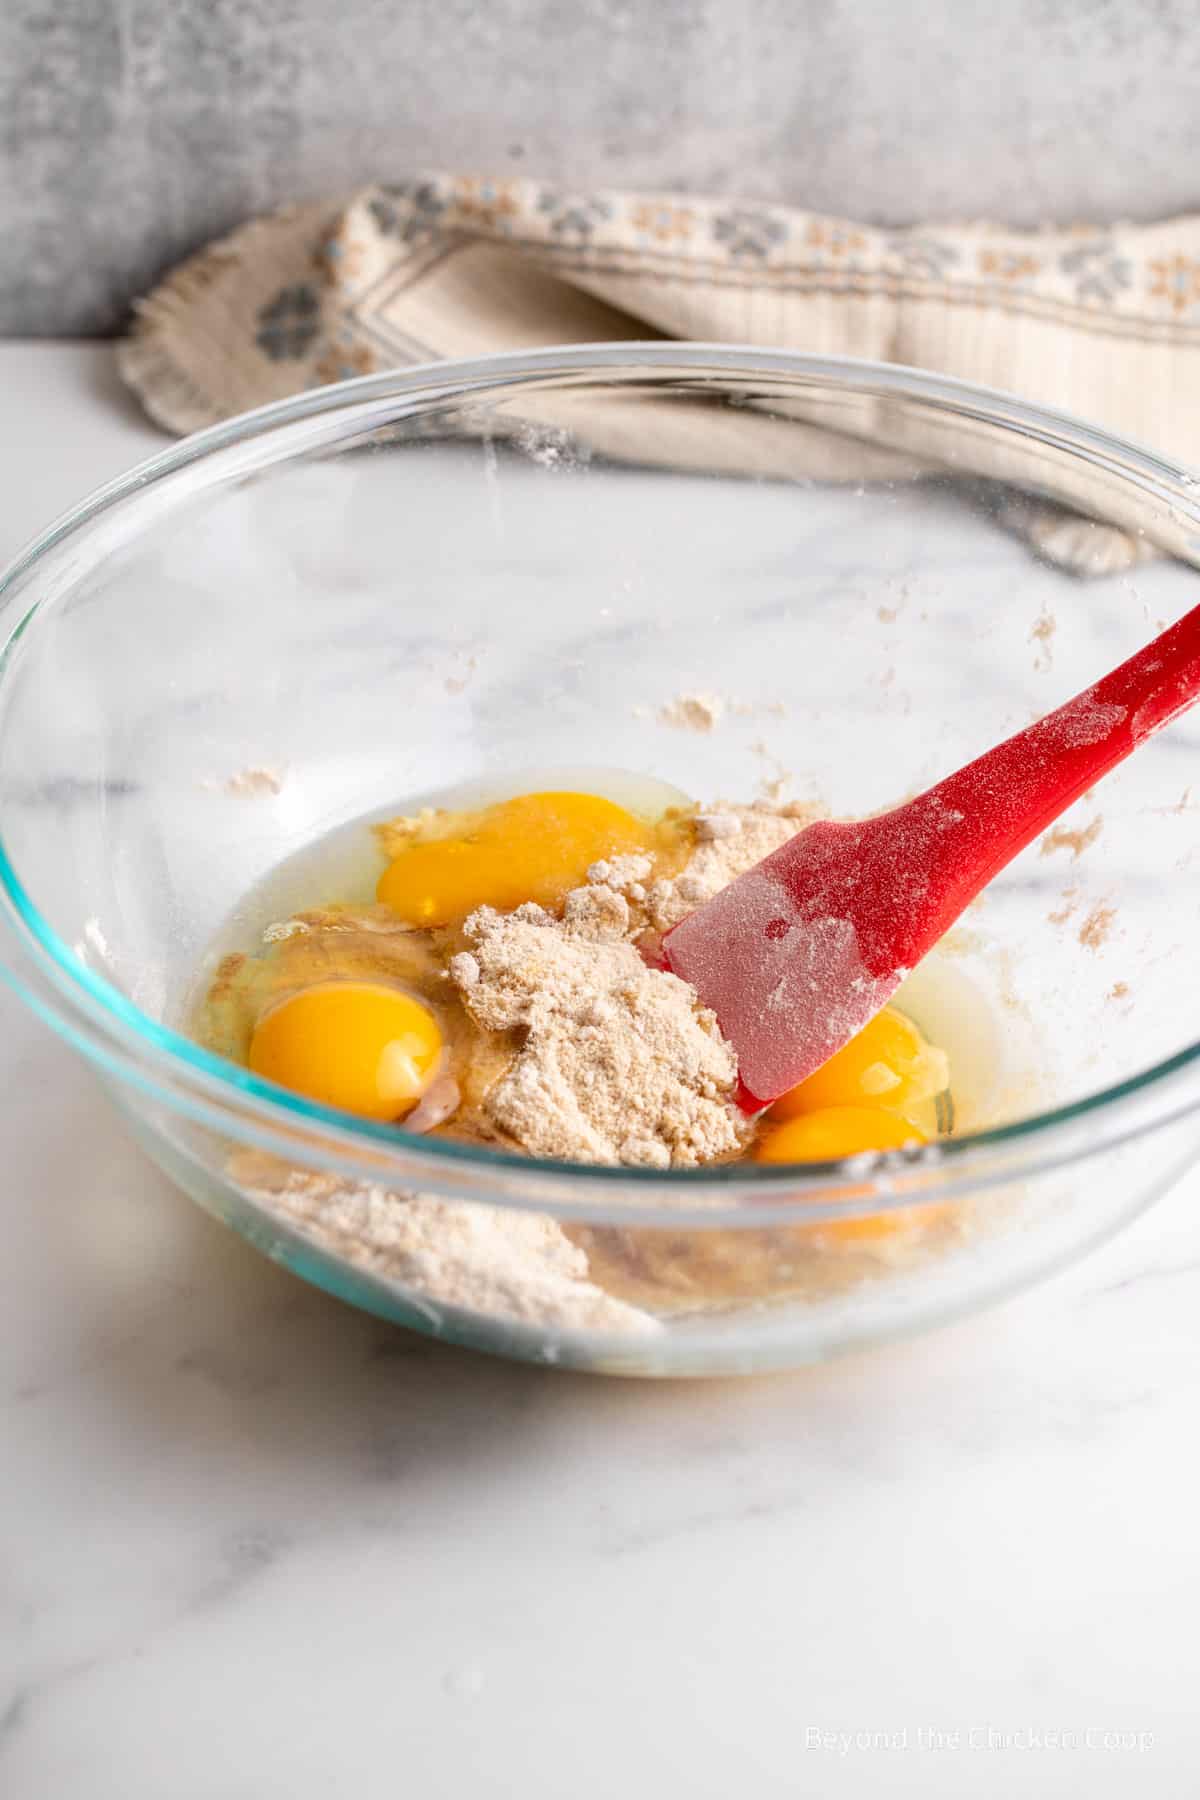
left=880, top=597, right=1200, bottom=961
left=666, top=596, right=1200, bottom=1109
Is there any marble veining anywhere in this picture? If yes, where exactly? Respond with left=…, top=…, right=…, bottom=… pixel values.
left=2, top=347, right=1200, bottom=1794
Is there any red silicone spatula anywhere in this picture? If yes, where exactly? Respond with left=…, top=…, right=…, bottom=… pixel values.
left=661, top=600, right=1200, bottom=1112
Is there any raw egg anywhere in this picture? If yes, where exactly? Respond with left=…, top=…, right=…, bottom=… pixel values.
left=754, top=1007, right=951, bottom=1245
left=769, top=1006, right=948, bottom=1125
left=248, top=981, right=443, bottom=1121
left=377, top=790, right=663, bottom=926
left=753, top=1105, right=936, bottom=1242
left=754, top=1105, right=926, bottom=1164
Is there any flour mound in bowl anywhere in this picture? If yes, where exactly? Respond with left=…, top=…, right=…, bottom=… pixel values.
left=446, top=802, right=819, bottom=1167
left=231, top=1155, right=659, bottom=1336
left=454, top=881, right=750, bottom=1168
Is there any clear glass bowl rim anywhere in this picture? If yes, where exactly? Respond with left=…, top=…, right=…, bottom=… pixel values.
left=3, top=341, right=1200, bottom=1228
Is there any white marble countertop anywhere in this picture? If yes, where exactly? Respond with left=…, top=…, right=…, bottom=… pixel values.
left=2, top=345, right=1200, bottom=1797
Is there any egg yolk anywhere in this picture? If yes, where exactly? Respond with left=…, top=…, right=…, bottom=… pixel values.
left=755, top=1105, right=926, bottom=1164
left=248, top=981, right=443, bottom=1122
left=769, top=1006, right=948, bottom=1125
left=755, top=1008, right=951, bottom=1244
left=753, top=1105, right=937, bottom=1242
left=377, top=791, right=659, bottom=926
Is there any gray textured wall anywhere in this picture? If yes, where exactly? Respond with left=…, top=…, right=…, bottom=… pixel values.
left=6, top=0, right=1200, bottom=335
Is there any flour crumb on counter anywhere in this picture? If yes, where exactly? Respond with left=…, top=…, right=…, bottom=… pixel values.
left=1040, top=816, right=1103, bottom=861
left=657, top=691, right=725, bottom=732
left=1030, top=607, right=1057, bottom=671
left=203, top=765, right=285, bottom=796
left=1078, top=902, right=1117, bottom=950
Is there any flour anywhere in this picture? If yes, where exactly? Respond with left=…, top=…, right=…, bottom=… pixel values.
left=454, top=880, right=750, bottom=1167
left=694, top=812, right=743, bottom=841
left=232, top=1154, right=659, bottom=1336
left=448, top=950, right=480, bottom=988
left=441, top=802, right=818, bottom=1166
left=1078, top=902, right=1116, bottom=949
left=657, top=691, right=725, bottom=732
left=203, top=765, right=286, bottom=796
left=1030, top=607, right=1057, bottom=672
left=638, top=801, right=817, bottom=932
left=226, top=799, right=819, bottom=1338
left=1039, top=816, right=1103, bottom=861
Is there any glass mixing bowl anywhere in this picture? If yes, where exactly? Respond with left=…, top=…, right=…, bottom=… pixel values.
left=3, top=346, right=1200, bottom=1377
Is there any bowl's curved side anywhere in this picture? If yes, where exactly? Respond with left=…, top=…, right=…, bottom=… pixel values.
left=0, top=351, right=1194, bottom=1368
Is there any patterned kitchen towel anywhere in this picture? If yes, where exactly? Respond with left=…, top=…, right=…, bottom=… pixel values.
left=119, top=174, right=1200, bottom=569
